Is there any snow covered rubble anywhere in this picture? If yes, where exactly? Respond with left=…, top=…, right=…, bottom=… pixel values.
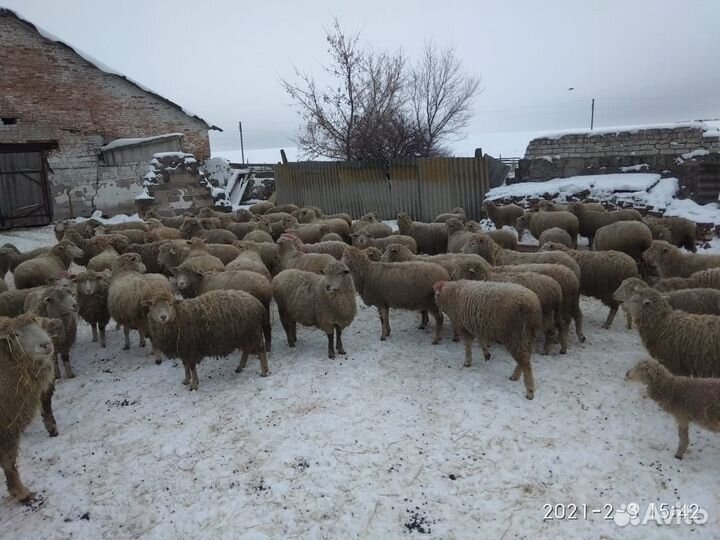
left=0, top=225, right=718, bottom=539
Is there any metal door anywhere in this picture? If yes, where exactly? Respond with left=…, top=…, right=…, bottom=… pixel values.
left=0, top=146, right=53, bottom=229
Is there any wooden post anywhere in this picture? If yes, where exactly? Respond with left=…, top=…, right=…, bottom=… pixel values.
left=280, top=149, right=288, bottom=164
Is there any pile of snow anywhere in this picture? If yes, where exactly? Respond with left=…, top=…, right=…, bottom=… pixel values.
left=74, top=210, right=144, bottom=224
left=203, top=157, right=233, bottom=187
left=100, top=133, right=184, bottom=152
left=532, top=120, right=720, bottom=140
left=134, top=187, right=154, bottom=200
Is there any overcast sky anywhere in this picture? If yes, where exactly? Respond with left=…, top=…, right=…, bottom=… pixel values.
left=4, top=0, right=720, bottom=156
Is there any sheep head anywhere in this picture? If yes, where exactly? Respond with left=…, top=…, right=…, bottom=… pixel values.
left=0, top=314, right=57, bottom=363
left=321, top=261, right=353, bottom=293
left=626, top=358, right=670, bottom=384
left=141, top=289, right=178, bottom=324
left=642, top=240, right=674, bottom=266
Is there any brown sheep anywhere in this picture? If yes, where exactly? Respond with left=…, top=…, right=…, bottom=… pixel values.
left=538, top=227, right=573, bottom=249
left=179, top=217, right=238, bottom=244
left=434, top=280, right=542, bottom=400
left=571, top=205, right=642, bottom=244
left=351, top=230, right=417, bottom=254
left=644, top=216, right=697, bottom=252
left=352, top=213, right=393, bottom=238
left=446, top=217, right=475, bottom=253
left=0, top=315, right=62, bottom=502
left=13, top=241, right=83, bottom=289
left=75, top=270, right=111, bottom=348
left=277, top=236, right=336, bottom=274
left=396, top=213, right=447, bottom=255
left=249, top=201, right=275, bottom=214
left=643, top=240, right=720, bottom=278
left=233, top=240, right=280, bottom=275
left=296, top=208, right=351, bottom=240
left=481, top=200, right=524, bottom=229
left=95, top=226, right=147, bottom=245
left=515, top=211, right=579, bottom=247
left=626, top=358, right=720, bottom=459
left=0, top=244, right=50, bottom=277
left=592, top=221, right=653, bottom=262
left=434, top=207, right=466, bottom=224
left=653, top=267, right=720, bottom=292
left=53, top=219, right=99, bottom=241
left=146, top=218, right=183, bottom=240
left=273, top=261, right=357, bottom=358
left=142, top=289, right=269, bottom=390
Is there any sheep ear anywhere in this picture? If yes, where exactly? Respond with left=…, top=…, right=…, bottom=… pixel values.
left=642, top=297, right=653, bottom=305
left=43, top=295, right=54, bottom=304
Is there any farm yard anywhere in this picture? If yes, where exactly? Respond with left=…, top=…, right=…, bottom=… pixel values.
left=1, top=215, right=718, bottom=540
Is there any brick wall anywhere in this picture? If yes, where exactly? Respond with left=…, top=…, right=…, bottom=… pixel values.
left=0, top=13, right=213, bottom=219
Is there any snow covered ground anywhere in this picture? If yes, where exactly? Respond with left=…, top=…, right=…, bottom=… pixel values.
left=1, top=226, right=718, bottom=539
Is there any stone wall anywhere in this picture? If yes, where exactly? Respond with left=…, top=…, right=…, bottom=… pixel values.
left=140, top=154, right=215, bottom=217
left=0, top=11, right=214, bottom=219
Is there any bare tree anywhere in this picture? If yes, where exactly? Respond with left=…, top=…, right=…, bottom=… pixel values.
left=282, top=22, right=480, bottom=160
left=409, top=43, right=481, bottom=157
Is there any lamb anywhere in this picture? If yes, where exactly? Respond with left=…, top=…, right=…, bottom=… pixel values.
left=643, top=216, right=697, bottom=252
left=75, top=270, right=111, bottom=347
left=107, top=252, right=172, bottom=354
left=352, top=213, right=393, bottom=238
left=142, top=289, right=269, bottom=390
left=446, top=217, right=475, bottom=253
left=626, top=358, right=720, bottom=459
left=226, top=248, right=272, bottom=280
left=434, top=280, right=541, bottom=399
left=0, top=315, right=62, bottom=502
left=146, top=218, right=183, bottom=241
left=24, top=286, right=79, bottom=379
left=173, top=268, right=272, bottom=351
left=0, top=244, right=50, bottom=276
left=538, top=227, right=573, bottom=248
left=592, top=221, right=653, bottom=262
left=396, top=213, right=447, bottom=255
left=13, top=241, right=83, bottom=289
left=461, top=234, right=581, bottom=281
left=434, top=207, right=466, bottom=224
left=614, top=277, right=720, bottom=320
left=653, top=268, right=720, bottom=292
left=540, top=241, right=639, bottom=328
left=571, top=206, right=642, bottom=244
left=623, top=288, right=720, bottom=377
left=341, top=246, right=448, bottom=344
left=273, top=261, right=357, bottom=358
left=277, top=236, right=336, bottom=274
left=515, top=211, right=579, bottom=247
left=351, top=229, right=417, bottom=253
left=179, top=217, right=238, bottom=244
left=481, top=200, right=524, bottom=229
left=643, top=240, right=720, bottom=278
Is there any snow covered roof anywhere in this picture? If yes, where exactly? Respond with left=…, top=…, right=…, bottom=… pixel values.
left=100, top=133, right=184, bottom=152
left=0, top=8, right=221, bottom=132
left=531, top=120, right=720, bottom=141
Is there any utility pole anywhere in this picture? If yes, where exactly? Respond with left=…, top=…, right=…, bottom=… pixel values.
left=238, top=121, right=245, bottom=163
left=590, top=98, right=595, bottom=130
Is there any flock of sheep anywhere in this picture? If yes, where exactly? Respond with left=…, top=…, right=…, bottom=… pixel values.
left=1, top=197, right=719, bottom=504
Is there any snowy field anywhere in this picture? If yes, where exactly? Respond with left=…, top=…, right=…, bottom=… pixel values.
left=1, top=226, right=719, bottom=539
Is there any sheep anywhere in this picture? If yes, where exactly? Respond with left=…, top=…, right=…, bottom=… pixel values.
left=280, top=216, right=330, bottom=244
left=434, top=280, right=541, bottom=399
left=341, top=246, right=448, bottom=344
left=0, top=273, right=76, bottom=318
left=445, top=217, right=475, bottom=253
left=364, top=247, right=383, bottom=261
left=515, top=211, right=579, bottom=247
left=461, top=234, right=581, bottom=281
left=540, top=241, right=639, bottom=329
left=142, top=289, right=269, bottom=390
left=0, top=244, right=50, bottom=276
left=487, top=229, right=518, bottom=250
left=622, top=288, right=720, bottom=377
left=396, top=213, right=447, bottom=255
left=198, top=206, right=237, bottom=226
left=198, top=217, right=223, bottom=230
left=86, top=233, right=130, bottom=256
left=249, top=201, right=275, bottom=215
left=173, top=268, right=272, bottom=351
left=321, top=232, right=344, bottom=242
left=75, top=270, right=111, bottom=348
left=482, top=200, right=524, bottom=229
left=352, top=213, right=394, bottom=238
left=643, top=240, right=720, bottom=278
left=434, top=207, right=466, bottom=224
left=158, top=239, right=241, bottom=269
left=125, top=240, right=184, bottom=274
left=0, top=278, right=6, bottom=294
left=642, top=219, right=673, bottom=243
left=653, top=268, right=720, bottom=292
left=382, top=244, right=490, bottom=280
left=233, top=240, right=280, bottom=274
left=0, top=314, right=62, bottom=502
left=95, top=225, right=147, bottom=245
left=351, top=229, right=417, bottom=254
left=226, top=248, right=272, bottom=280
left=53, top=219, right=98, bottom=241
left=86, top=237, right=120, bottom=272
left=179, top=217, right=238, bottom=244
left=273, top=261, right=357, bottom=358
left=107, top=252, right=171, bottom=355
left=537, top=200, right=571, bottom=212
left=296, top=208, right=351, bottom=240
left=243, top=229, right=274, bottom=243
left=592, top=221, right=653, bottom=262
left=614, top=278, right=720, bottom=326
left=644, top=216, right=697, bottom=252
left=297, top=240, right=350, bottom=260
left=277, top=236, right=336, bottom=274
left=13, top=241, right=83, bottom=290
left=265, top=203, right=300, bottom=215
left=538, top=227, right=573, bottom=248
left=174, top=238, right=225, bottom=273
left=146, top=218, right=183, bottom=240
left=571, top=206, right=642, bottom=244
left=295, top=207, right=353, bottom=227
left=24, top=286, right=79, bottom=379
left=226, top=220, right=272, bottom=240
left=626, top=358, right=720, bottom=459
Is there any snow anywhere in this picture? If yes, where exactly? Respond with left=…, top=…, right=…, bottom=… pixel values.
left=620, top=164, right=649, bottom=172
left=682, top=149, right=710, bottom=160
left=0, top=225, right=718, bottom=538
left=74, top=210, right=144, bottom=224
left=533, top=120, right=720, bottom=140
left=153, top=152, right=194, bottom=159
left=100, top=134, right=184, bottom=152
left=663, top=199, right=720, bottom=224
left=134, top=188, right=154, bottom=200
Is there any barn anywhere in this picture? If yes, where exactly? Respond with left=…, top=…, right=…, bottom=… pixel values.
left=0, top=8, right=220, bottom=228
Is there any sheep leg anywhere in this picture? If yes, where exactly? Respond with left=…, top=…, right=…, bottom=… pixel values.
left=181, top=359, right=191, bottom=386
left=138, top=329, right=147, bottom=348
left=602, top=304, right=619, bottom=329
left=278, top=309, right=295, bottom=347
left=378, top=307, right=389, bottom=341
left=558, top=322, right=568, bottom=355
left=40, top=384, right=58, bottom=437
left=52, top=352, right=61, bottom=380
left=61, top=352, right=75, bottom=379
left=511, top=353, right=535, bottom=400
left=542, top=329, right=554, bottom=355
left=257, top=348, right=269, bottom=377
left=98, top=324, right=107, bottom=348
left=574, top=305, right=585, bottom=343
left=1, top=447, right=33, bottom=503
left=262, top=311, right=272, bottom=352
left=461, top=332, right=474, bottom=368
left=335, top=325, right=346, bottom=355
left=428, top=305, right=443, bottom=345
left=189, top=362, right=199, bottom=391
left=152, top=344, right=163, bottom=365
left=236, top=350, right=249, bottom=372
left=122, top=326, right=131, bottom=350
left=326, top=332, right=336, bottom=359
left=418, top=310, right=428, bottom=330
left=91, top=324, right=98, bottom=343
left=624, top=310, right=633, bottom=330
left=675, top=421, right=690, bottom=459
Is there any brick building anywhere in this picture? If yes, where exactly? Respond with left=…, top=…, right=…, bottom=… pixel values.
left=0, top=8, right=220, bottom=227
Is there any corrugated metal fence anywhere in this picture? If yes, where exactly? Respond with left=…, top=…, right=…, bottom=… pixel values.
left=274, top=156, right=491, bottom=221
